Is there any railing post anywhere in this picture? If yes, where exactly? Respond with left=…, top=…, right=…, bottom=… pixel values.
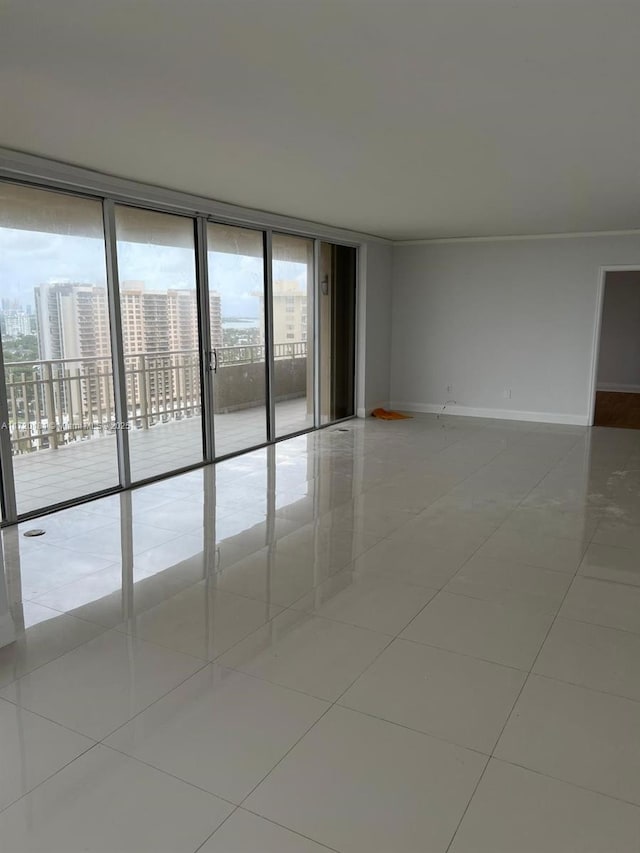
left=42, top=361, right=58, bottom=450
left=138, top=354, right=149, bottom=429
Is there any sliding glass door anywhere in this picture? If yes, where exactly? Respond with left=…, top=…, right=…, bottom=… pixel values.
left=0, top=178, right=358, bottom=522
left=207, top=223, right=267, bottom=456
left=271, top=233, right=315, bottom=437
left=114, top=205, right=204, bottom=482
left=0, top=183, right=119, bottom=515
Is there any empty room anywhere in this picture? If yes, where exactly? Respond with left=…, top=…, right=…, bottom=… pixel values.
left=1, top=2, right=640, bottom=851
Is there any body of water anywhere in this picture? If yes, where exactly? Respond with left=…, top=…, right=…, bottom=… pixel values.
left=222, top=317, right=259, bottom=329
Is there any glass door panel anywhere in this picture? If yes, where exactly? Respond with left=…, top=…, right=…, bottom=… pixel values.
left=0, top=182, right=119, bottom=515
left=207, top=223, right=267, bottom=456
left=114, top=205, right=203, bottom=481
left=271, top=233, right=314, bottom=437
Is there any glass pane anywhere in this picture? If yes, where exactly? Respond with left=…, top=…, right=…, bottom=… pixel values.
left=115, top=205, right=203, bottom=481
left=0, top=182, right=119, bottom=515
left=207, top=223, right=267, bottom=456
left=271, top=233, right=314, bottom=437
left=319, top=242, right=357, bottom=423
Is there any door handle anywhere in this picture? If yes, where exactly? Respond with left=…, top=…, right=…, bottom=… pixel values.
left=211, top=349, right=218, bottom=373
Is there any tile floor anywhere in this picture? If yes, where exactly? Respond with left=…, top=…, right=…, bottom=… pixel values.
left=1, top=413, right=640, bottom=851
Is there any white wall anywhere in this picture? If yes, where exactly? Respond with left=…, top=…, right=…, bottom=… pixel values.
left=391, top=235, right=640, bottom=425
left=358, top=241, right=393, bottom=415
left=597, top=271, right=640, bottom=392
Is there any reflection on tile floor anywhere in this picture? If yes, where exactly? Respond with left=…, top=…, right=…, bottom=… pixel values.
left=2, top=414, right=640, bottom=850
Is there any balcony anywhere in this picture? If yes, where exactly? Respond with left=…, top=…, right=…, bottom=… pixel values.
left=5, top=343, right=311, bottom=514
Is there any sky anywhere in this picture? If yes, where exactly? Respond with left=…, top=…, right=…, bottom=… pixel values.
left=0, top=228, right=306, bottom=317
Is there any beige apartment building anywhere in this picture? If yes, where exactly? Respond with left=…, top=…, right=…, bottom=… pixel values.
left=34, top=281, right=222, bottom=424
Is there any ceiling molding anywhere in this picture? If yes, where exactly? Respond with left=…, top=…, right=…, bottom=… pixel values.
left=0, top=147, right=392, bottom=246
left=393, top=229, right=640, bottom=247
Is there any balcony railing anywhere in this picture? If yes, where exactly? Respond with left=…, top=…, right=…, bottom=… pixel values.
left=5, top=342, right=307, bottom=454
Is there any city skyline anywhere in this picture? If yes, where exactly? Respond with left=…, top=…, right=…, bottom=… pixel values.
left=0, top=228, right=308, bottom=319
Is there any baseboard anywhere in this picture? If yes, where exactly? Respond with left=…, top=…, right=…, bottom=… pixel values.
left=597, top=383, right=640, bottom=394
left=0, top=611, right=15, bottom=648
left=389, top=401, right=589, bottom=426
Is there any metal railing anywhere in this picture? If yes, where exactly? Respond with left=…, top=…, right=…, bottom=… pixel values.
left=5, top=342, right=307, bottom=454
left=218, top=341, right=307, bottom=365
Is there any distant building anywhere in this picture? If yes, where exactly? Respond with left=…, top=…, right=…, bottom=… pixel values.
left=271, top=280, right=308, bottom=345
left=0, top=308, right=34, bottom=338
left=33, top=281, right=222, bottom=423
left=34, top=282, right=112, bottom=422
left=119, top=282, right=222, bottom=352
left=34, top=282, right=111, bottom=361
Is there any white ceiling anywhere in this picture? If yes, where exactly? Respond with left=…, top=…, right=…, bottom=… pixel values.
left=1, top=0, right=640, bottom=241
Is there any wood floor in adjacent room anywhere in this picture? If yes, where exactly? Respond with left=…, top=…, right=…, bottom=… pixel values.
left=594, top=391, right=640, bottom=429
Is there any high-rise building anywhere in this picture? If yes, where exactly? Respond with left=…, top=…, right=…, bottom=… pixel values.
left=33, top=280, right=224, bottom=424
left=34, top=282, right=112, bottom=423
left=271, top=280, right=308, bottom=344
left=0, top=308, right=34, bottom=338
left=119, top=282, right=222, bottom=352
left=34, top=282, right=111, bottom=361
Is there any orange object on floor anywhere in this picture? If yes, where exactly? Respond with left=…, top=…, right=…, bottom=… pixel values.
left=371, top=408, right=413, bottom=420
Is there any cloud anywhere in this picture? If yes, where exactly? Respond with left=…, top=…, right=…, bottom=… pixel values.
left=0, top=227, right=310, bottom=318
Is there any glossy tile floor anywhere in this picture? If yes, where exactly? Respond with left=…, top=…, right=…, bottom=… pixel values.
left=1, top=413, right=640, bottom=851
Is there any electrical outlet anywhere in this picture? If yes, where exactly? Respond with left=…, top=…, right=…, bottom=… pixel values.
left=503, top=388, right=512, bottom=399
left=446, top=384, right=453, bottom=394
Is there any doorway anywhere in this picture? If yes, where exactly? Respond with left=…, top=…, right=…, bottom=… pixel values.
left=593, top=270, right=640, bottom=428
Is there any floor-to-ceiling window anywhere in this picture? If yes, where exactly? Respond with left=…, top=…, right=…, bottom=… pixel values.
left=207, top=223, right=268, bottom=456
left=271, top=233, right=315, bottom=437
left=114, top=205, right=204, bottom=482
left=0, top=176, right=358, bottom=523
left=0, top=182, right=119, bottom=515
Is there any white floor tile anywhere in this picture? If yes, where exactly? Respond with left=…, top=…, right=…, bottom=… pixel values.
left=215, top=547, right=322, bottom=608
left=496, top=674, right=640, bottom=804
left=401, top=590, right=557, bottom=669
left=449, top=759, right=640, bottom=853
left=341, top=638, right=525, bottom=752
left=9, top=545, right=115, bottom=600
left=352, top=536, right=466, bottom=589
left=116, top=581, right=282, bottom=661
left=502, top=506, right=597, bottom=541
left=59, top=521, right=179, bottom=562
left=0, top=602, right=107, bottom=688
left=391, top=513, right=497, bottom=560
left=592, top=520, right=640, bottom=550
left=220, top=608, right=390, bottom=700
left=0, top=697, right=93, bottom=812
left=0, top=745, right=232, bottom=852
left=471, top=527, right=585, bottom=572
left=0, top=629, right=203, bottom=739
left=579, top=542, right=640, bottom=587
left=445, top=555, right=572, bottom=603
left=105, top=665, right=327, bottom=803
left=246, top=705, right=486, bottom=853
left=560, top=576, right=640, bottom=634
left=534, top=617, right=640, bottom=701
left=291, top=570, right=437, bottom=635
left=200, top=810, right=333, bottom=852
